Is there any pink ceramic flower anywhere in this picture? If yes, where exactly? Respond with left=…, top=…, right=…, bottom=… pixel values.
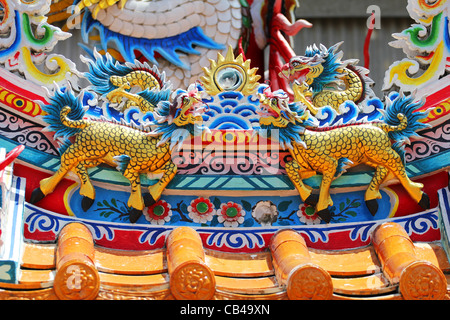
left=217, top=201, right=245, bottom=227
left=188, top=197, right=215, bottom=223
left=144, top=200, right=172, bottom=225
left=297, top=204, right=321, bottom=225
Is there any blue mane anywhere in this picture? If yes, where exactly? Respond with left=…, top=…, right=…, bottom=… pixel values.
left=259, top=101, right=316, bottom=150
left=82, top=50, right=133, bottom=96
left=137, top=88, right=171, bottom=107
left=305, top=43, right=344, bottom=94
left=383, top=91, right=431, bottom=163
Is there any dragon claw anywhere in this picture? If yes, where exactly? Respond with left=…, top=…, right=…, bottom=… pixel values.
left=129, top=208, right=143, bottom=223
left=418, top=193, right=430, bottom=210
left=144, top=193, right=156, bottom=207
left=30, top=188, right=45, bottom=204
left=81, top=196, right=95, bottom=212
left=365, top=199, right=378, bottom=216
left=316, top=208, right=332, bottom=223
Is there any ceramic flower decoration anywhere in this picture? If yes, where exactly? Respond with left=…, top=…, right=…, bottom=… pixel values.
left=188, top=197, right=216, bottom=224
left=143, top=200, right=172, bottom=225
left=251, top=200, right=278, bottom=226
left=297, top=204, right=322, bottom=225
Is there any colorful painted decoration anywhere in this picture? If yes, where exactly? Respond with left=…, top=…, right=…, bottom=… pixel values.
left=383, top=0, right=450, bottom=92
left=257, top=87, right=431, bottom=222
left=144, top=199, right=172, bottom=225
left=201, top=46, right=260, bottom=96
left=279, top=42, right=375, bottom=115
left=47, top=0, right=311, bottom=91
left=29, top=82, right=207, bottom=223
left=0, top=0, right=80, bottom=88
left=0, top=0, right=449, bottom=301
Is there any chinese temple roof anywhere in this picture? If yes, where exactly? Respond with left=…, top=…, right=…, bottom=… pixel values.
left=4, top=222, right=448, bottom=300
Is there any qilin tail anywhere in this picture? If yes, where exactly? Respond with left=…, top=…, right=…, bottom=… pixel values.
left=41, top=84, right=90, bottom=154
left=373, top=113, right=408, bottom=133
left=376, top=91, right=431, bottom=163
left=59, top=106, right=90, bottom=129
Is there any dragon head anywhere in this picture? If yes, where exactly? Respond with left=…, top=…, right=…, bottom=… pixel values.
left=279, top=42, right=347, bottom=93
left=279, top=53, right=325, bottom=86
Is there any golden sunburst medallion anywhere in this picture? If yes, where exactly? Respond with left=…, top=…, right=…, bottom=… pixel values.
left=201, top=46, right=260, bottom=96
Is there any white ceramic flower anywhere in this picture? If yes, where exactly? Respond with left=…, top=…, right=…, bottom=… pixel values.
left=251, top=200, right=278, bottom=226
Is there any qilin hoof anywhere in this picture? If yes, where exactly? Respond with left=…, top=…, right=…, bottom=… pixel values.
left=144, top=193, right=156, bottom=207
left=129, top=208, right=143, bottom=223
left=30, top=188, right=45, bottom=204
left=81, top=196, right=95, bottom=212
left=316, top=208, right=332, bottom=223
left=418, top=192, right=430, bottom=210
left=304, top=193, right=319, bottom=207
left=365, top=199, right=378, bottom=216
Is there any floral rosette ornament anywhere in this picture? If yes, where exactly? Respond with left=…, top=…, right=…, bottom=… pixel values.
left=188, top=197, right=216, bottom=223
left=143, top=200, right=172, bottom=225
left=218, top=201, right=245, bottom=227
left=297, top=204, right=322, bottom=225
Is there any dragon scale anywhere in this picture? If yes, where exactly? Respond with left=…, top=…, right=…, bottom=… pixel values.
left=312, top=67, right=364, bottom=109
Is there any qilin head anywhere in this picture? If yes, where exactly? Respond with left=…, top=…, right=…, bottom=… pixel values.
left=155, top=83, right=206, bottom=127
left=257, top=86, right=310, bottom=128
left=152, top=84, right=208, bottom=150
left=256, top=86, right=318, bottom=150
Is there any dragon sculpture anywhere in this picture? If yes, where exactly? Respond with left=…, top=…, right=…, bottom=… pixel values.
left=82, top=49, right=173, bottom=113
left=257, top=87, right=431, bottom=223
left=47, top=0, right=309, bottom=92
left=279, top=42, right=375, bottom=115
left=29, top=75, right=206, bottom=223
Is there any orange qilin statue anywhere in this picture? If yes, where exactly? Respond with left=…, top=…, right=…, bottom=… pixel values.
left=0, top=0, right=449, bottom=301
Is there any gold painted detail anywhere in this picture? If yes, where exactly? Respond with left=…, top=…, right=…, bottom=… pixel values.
left=258, top=89, right=427, bottom=222
left=0, top=85, right=45, bottom=117
left=201, top=46, right=260, bottom=96
left=36, top=90, right=204, bottom=216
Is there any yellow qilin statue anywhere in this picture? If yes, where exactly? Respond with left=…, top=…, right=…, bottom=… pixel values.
left=30, top=73, right=206, bottom=222
left=257, top=87, right=431, bottom=222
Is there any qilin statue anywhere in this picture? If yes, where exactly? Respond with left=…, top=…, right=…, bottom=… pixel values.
left=29, top=56, right=206, bottom=222
left=279, top=42, right=375, bottom=115
left=257, top=87, right=431, bottom=222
